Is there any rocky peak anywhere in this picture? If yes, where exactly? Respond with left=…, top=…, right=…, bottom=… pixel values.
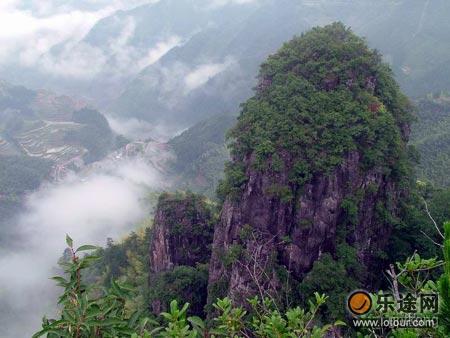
left=207, top=23, right=414, bottom=308
left=149, top=191, right=215, bottom=273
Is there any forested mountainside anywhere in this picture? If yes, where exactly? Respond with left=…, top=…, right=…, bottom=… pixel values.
left=410, top=94, right=450, bottom=188
left=164, top=94, right=450, bottom=200
left=1, top=0, right=450, bottom=336
left=209, top=21, right=414, bottom=314
left=0, top=0, right=258, bottom=108
left=33, top=23, right=450, bottom=337
left=109, top=0, right=450, bottom=125
left=0, top=156, right=52, bottom=244
left=0, top=80, right=125, bottom=166
left=1, top=0, right=450, bottom=128
left=0, top=80, right=126, bottom=242
left=169, top=114, right=235, bottom=197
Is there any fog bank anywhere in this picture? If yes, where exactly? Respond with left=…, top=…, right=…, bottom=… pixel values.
left=0, top=158, right=163, bottom=337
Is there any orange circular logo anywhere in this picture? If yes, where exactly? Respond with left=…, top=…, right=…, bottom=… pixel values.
left=347, top=290, right=372, bottom=315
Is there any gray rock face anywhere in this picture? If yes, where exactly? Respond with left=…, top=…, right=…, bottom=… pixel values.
left=148, top=192, right=215, bottom=315
left=149, top=192, right=215, bottom=273
left=207, top=149, right=404, bottom=305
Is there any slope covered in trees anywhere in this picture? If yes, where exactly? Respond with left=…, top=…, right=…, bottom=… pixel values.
left=169, top=114, right=235, bottom=197
left=108, top=0, right=450, bottom=126
left=210, top=22, right=414, bottom=319
left=0, top=156, right=52, bottom=244
left=411, top=94, right=450, bottom=187
left=0, top=81, right=124, bottom=165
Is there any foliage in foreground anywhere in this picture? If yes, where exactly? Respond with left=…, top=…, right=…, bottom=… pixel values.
left=356, top=221, right=450, bottom=338
left=36, top=216, right=450, bottom=338
left=439, top=221, right=450, bottom=334
left=33, top=235, right=341, bottom=338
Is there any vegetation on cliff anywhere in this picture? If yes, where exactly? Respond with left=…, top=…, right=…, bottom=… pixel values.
left=410, top=94, right=450, bottom=188
left=219, top=22, right=413, bottom=200
left=86, top=192, right=217, bottom=318
left=34, top=236, right=342, bottom=337
left=210, top=23, right=416, bottom=324
left=147, top=192, right=216, bottom=316
left=34, top=216, right=450, bottom=337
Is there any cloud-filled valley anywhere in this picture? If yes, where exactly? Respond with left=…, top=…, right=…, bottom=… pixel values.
left=0, top=157, right=164, bottom=337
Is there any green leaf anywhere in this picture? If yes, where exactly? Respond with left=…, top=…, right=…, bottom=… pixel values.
left=334, top=320, right=346, bottom=326
left=65, top=234, right=73, bottom=248
left=188, top=315, right=205, bottom=334
left=76, top=245, right=98, bottom=252
left=32, top=329, right=48, bottom=338
left=50, top=276, right=68, bottom=286
left=128, top=310, right=142, bottom=328
left=94, top=318, right=126, bottom=326
left=188, top=316, right=204, bottom=328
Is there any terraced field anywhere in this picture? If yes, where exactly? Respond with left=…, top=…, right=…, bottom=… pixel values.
left=15, top=121, right=87, bottom=162
left=0, top=81, right=123, bottom=182
left=0, top=136, right=14, bottom=155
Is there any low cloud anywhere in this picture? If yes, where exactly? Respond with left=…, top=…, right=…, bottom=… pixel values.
left=20, top=13, right=181, bottom=80
left=0, top=157, right=164, bottom=337
left=0, top=1, right=246, bottom=81
left=207, top=0, right=259, bottom=9
left=107, top=116, right=183, bottom=141
left=0, top=0, right=175, bottom=79
left=0, top=6, right=100, bottom=64
left=119, top=57, right=235, bottom=115
left=37, top=41, right=108, bottom=79
left=137, top=36, right=182, bottom=70
left=184, top=60, right=233, bottom=92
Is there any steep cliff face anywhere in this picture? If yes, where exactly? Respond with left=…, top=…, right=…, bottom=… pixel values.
left=148, top=192, right=216, bottom=315
left=208, top=23, right=414, bottom=307
left=209, top=151, right=403, bottom=303
left=149, top=192, right=215, bottom=273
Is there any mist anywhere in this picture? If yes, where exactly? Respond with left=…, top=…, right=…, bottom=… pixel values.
left=0, top=157, right=165, bottom=337
left=106, top=116, right=184, bottom=141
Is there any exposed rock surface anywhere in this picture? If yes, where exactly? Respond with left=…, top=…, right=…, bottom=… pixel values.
left=208, top=150, right=404, bottom=303
left=148, top=192, right=215, bottom=314
left=149, top=192, right=215, bottom=273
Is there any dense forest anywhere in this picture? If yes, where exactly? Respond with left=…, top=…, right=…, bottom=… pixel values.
left=30, top=23, right=450, bottom=337
left=411, top=94, right=450, bottom=188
